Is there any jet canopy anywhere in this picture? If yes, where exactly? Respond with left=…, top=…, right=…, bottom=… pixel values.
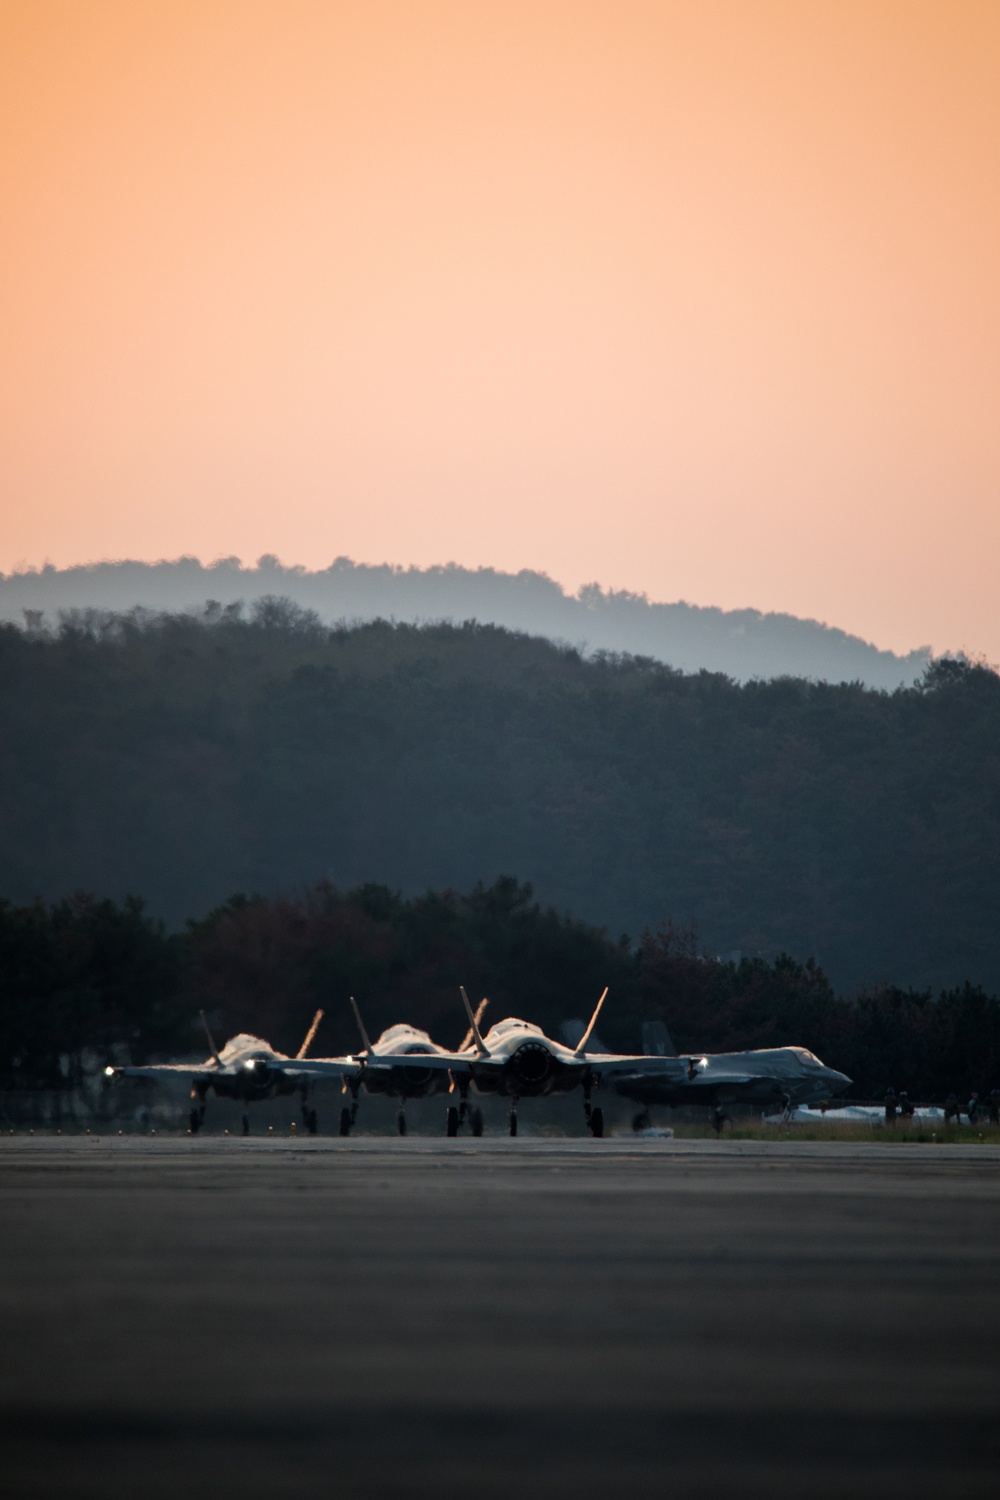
left=377, top=1024, right=439, bottom=1053
left=483, top=1017, right=547, bottom=1047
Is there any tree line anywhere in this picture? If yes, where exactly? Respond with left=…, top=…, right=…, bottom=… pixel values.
left=0, top=605, right=998, bottom=993
left=2, top=878, right=998, bottom=1101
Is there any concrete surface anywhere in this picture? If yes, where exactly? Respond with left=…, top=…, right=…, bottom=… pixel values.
left=2, top=1136, right=999, bottom=1498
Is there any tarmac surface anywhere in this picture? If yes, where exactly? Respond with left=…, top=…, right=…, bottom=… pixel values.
left=2, top=1135, right=999, bottom=1498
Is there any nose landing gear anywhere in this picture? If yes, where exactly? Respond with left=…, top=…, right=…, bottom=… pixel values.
left=446, top=1081, right=485, bottom=1137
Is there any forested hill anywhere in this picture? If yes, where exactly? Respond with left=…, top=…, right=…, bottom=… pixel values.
left=1, top=557, right=928, bottom=687
left=0, top=604, right=997, bottom=993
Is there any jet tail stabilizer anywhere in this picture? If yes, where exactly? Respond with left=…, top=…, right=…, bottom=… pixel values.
left=296, top=1008, right=325, bottom=1059
left=459, top=998, right=489, bottom=1052
left=199, top=1010, right=222, bottom=1067
left=573, top=987, right=609, bottom=1058
left=642, top=1020, right=676, bottom=1057
left=460, top=986, right=490, bottom=1055
left=349, top=996, right=374, bottom=1056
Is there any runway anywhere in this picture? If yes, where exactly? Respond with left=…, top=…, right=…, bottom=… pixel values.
left=2, top=1136, right=999, bottom=1497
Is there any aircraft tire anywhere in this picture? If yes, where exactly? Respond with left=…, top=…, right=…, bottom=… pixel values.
left=188, top=1108, right=201, bottom=1135
left=241, top=1113, right=250, bottom=1137
left=509, top=1109, right=518, bottom=1137
left=446, top=1106, right=460, bottom=1137
left=339, top=1107, right=351, bottom=1137
left=470, top=1108, right=484, bottom=1138
left=590, top=1107, right=604, bottom=1138
left=397, top=1110, right=407, bottom=1137
left=306, top=1108, right=318, bottom=1136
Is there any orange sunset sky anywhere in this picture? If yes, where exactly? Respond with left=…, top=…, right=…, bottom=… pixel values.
left=1, top=1, right=998, bottom=658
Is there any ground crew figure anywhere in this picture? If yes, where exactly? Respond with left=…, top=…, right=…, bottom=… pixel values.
left=884, top=1088, right=898, bottom=1125
left=989, top=1089, right=1000, bottom=1126
left=898, top=1090, right=914, bottom=1121
left=967, top=1092, right=980, bottom=1125
left=945, top=1092, right=960, bottom=1125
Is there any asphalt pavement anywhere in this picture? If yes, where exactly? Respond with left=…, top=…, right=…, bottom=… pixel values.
left=2, top=1135, right=999, bottom=1497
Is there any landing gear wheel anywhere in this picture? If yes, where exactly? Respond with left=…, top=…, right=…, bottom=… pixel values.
left=509, top=1109, right=518, bottom=1137
left=241, top=1113, right=250, bottom=1137
left=590, top=1107, right=604, bottom=1139
left=188, top=1107, right=201, bottom=1135
left=397, top=1110, right=407, bottom=1137
left=339, top=1107, right=352, bottom=1137
left=305, top=1108, right=318, bottom=1136
left=470, top=1108, right=484, bottom=1138
left=446, top=1106, right=460, bottom=1137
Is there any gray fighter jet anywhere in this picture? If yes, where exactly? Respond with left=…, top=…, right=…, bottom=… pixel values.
left=611, top=1043, right=852, bottom=1131
left=105, top=1009, right=349, bottom=1135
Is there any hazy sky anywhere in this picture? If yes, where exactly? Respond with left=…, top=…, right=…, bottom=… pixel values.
left=2, top=1, right=998, bottom=657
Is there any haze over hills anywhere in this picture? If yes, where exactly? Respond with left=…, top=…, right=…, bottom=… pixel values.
left=0, top=557, right=929, bottom=688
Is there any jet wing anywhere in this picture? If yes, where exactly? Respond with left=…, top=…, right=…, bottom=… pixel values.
left=110, top=1062, right=220, bottom=1081
left=589, top=1055, right=691, bottom=1078
left=367, top=1052, right=472, bottom=1074
left=284, top=1058, right=363, bottom=1077
left=109, top=1058, right=362, bottom=1082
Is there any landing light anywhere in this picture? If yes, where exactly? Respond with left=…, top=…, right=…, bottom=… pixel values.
left=104, top=1066, right=115, bottom=1077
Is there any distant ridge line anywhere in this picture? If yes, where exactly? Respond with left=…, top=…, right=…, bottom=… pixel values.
left=0, top=556, right=930, bottom=688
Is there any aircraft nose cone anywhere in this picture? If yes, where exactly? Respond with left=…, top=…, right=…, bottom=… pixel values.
left=826, top=1068, right=852, bottom=1094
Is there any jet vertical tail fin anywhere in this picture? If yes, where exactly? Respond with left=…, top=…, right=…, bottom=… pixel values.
left=573, top=987, right=609, bottom=1058
left=459, top=998, right=489, bottom=1052
left=642, top=1020, right=676, bottom=1057
left=348, top=996, right=374, bottom=1056
left=460, top=987, right=490, bottom=1055
left=199, top=1010, right=222, bottom=1066
left=296, top=1008, right=325, bottom=1059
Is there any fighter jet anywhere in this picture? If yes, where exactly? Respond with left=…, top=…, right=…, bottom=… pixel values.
left=613, top=1044, right=852, bottom=1131
left=391, top=986, right=675, bottom=1136
left=105, top=1009, right=348, bottom=1135
left=337, top=996, right=489, bottom=1137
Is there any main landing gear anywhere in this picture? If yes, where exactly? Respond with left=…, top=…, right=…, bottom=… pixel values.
left=339, top=1080, right=361, bottom=1136
left=300, top=1104, right=318, bottom=1135
left=188, top=1087, right=207, bottom=1134
left=582, top=1079, right=604, bottom=1138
